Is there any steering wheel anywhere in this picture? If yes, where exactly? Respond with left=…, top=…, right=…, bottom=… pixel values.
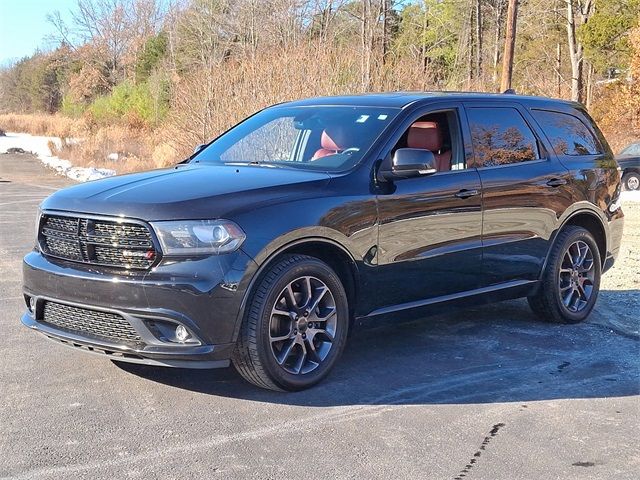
left=341, top=147, right=360, bottom=156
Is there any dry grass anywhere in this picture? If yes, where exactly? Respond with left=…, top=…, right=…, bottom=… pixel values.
left=1, top=113, right=180, bottom=174
left=50, top=128, right=180, bottom=174
left=0, top=113, right=88, bottom=139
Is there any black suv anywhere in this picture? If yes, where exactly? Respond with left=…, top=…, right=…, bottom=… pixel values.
left=22, top=93, right=624, bottom=391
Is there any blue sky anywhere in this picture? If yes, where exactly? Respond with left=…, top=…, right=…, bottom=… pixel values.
left=0, top=0, right=75, bottom=66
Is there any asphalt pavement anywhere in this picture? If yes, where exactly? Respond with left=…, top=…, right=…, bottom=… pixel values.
left=0, top=152, right=638, bottom=479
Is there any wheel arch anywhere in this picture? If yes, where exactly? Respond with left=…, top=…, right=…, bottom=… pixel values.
left=232, top=237, right=360, bottom=341
left=540, top=208, right=608, bottom=280
left=563, top=212, right=607, bottom=264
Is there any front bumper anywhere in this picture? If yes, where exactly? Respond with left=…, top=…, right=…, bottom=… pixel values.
left=22, top=249, right=258, bottom=368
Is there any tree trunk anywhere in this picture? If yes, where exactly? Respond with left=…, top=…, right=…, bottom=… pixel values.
left=500, top=0, right=518, bottom=92
left=556, top=42, right=562, bottom=97
left=566, top=0, right=594, bottom=103
left=360, top=0, right=378, bottom=90
left=566, top=0, right=582, bottom=102
left=586, top=61, right=594, bottom=109
left=476, top=0, right=483, bottom=83
left=382, top=0, right=389, bottom=65
left=492, top=0, right=504, bottom=84
left=421, top=7, right=428, bottom=75
left=467, top=5, right=474, bottom=86
left=321, top=0, right=333, bottom=45
left=361, top=0, right=370, bottom=90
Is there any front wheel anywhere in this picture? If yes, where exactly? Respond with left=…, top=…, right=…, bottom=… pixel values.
left=528, top=226, right=601, bottom=324
left=233, top=254, right=349, bottom=391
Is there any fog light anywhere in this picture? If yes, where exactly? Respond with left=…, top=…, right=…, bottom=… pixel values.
left=29, top=297, right=36, bottom=313
left=175, top=325, right=190, bottom=343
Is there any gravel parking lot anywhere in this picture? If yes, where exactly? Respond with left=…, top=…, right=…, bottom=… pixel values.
left=1, top=153, right=638, bottom=480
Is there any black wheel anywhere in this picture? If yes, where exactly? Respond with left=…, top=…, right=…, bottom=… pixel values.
left=232, top=254, right=349, bottom=391
left=623, top=172, right=640, bottom=191
left=528, top=226, right=601, bottom=324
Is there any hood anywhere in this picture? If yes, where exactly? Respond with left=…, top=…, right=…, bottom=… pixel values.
left=41, top=164, right=332, bottom=220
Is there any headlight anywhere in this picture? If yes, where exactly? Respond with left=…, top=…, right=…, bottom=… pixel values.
left=151, top=220, right=246, bottom=255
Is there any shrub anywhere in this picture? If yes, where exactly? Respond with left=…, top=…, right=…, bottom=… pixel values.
left=87, top=80, right=169, bottom=128
left=61, top=93, right=86, bottom=118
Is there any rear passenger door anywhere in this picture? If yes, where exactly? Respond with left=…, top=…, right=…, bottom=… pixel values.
left=463, top=102, right=574, bottom=286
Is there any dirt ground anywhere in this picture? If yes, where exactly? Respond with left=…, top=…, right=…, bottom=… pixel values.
left=602, top=194, right=640, bottom=290
left=596, top=193, right=640, bottom=337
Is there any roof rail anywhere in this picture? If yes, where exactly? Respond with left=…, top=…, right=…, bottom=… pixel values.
left=502, top=88, right=516, bottom=94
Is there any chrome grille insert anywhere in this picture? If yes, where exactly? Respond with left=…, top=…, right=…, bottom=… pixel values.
left=39, top=214, right=156, bottom=269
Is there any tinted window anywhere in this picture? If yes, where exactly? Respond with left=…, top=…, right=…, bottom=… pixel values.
left=467, top=107, right=539, bottom=167
left=532, top=109, right=602, bottom=156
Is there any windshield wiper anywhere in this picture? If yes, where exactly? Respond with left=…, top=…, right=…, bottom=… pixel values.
left=223, top=161, right=281, bottom=168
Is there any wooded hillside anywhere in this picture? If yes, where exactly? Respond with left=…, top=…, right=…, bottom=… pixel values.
left=0, top=0, right=638, bottom=171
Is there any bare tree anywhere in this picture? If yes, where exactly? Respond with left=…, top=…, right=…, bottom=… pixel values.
left=47, top=0, right=164, bottom=83
left=489, top=0, right=505, bottom=84
left=500, top=0, right=518, bottom=92
left=566, top=0, right=593, bottom=103
left=358, top=0, right=383, bottom=90
left=475, top=0, right=483, bottom=82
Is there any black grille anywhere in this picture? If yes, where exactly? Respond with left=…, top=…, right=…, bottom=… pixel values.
left=42, top=301, right=142, bottom=345
left=39, top=214, right=156, bottom=269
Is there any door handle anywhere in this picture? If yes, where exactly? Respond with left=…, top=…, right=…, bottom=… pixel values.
left=546, top=178, right=567, bottom=187
left=454, top=189, right=479, bottom=199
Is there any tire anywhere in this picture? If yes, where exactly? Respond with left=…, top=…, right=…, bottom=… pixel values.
left=528, top=226, right=601, bottom=324
left=232, top=254, right=349, bottom=391
left=623, top=172, right=640, bottom=191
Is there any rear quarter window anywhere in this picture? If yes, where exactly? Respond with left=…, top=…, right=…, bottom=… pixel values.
left=532, top=109, right=602, bottom=156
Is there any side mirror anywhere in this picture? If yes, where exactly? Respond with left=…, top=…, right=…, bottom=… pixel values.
left=381, top=148, right=437, bottom=180
left=193, top=143, right=207, bottom=155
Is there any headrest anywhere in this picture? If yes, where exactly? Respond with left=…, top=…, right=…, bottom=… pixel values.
left=407, top=121, right=443, bottom=152
left=321, top=126, right=349, bottom=151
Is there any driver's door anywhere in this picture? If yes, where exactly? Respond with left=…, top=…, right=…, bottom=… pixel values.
left=372, top=104, right=483, bottom=312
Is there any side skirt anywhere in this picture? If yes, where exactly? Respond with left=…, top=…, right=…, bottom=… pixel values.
left=355, top=279, right=538, bottom=326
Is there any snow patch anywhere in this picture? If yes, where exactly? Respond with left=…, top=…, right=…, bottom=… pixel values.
left=0, top=132, right=115, bottom=182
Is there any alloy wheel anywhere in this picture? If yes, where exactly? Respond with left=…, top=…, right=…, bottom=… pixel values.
left=558, top=240, right=595, bottom=313
left=269, top=276, right=337, bottom=375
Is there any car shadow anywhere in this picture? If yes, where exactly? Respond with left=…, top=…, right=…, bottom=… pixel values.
left=114, top=292, right=639, bottom=406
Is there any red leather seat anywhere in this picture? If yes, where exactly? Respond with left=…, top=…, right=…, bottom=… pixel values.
left=406, top=121, right=451, bottom=172
left=312, top=127, right=348, bottom=160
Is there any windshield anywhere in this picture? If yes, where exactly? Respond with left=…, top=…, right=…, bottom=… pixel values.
left=193, top=105, right=400, bottom=171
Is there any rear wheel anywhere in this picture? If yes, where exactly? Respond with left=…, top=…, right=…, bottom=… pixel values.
left=232, top=254, right=349, bottom=391
left=528, top=226, right=601, bottom=324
